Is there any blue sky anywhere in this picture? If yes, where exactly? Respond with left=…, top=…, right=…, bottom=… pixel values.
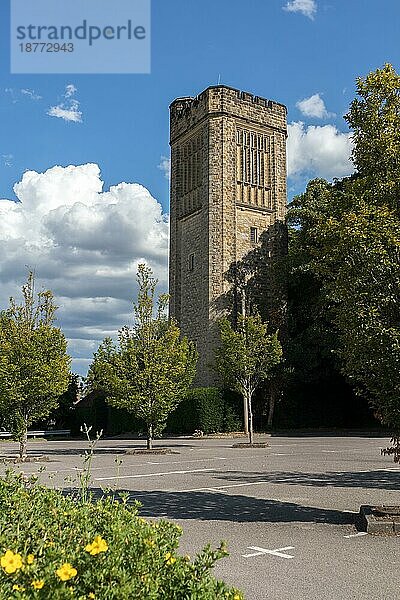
left=0, top=0, right=399, bottom=374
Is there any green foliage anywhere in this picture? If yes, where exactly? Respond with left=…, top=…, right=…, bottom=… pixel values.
left=288, top=179, right=400, bottom=427
left=0, top=471, right=243, bottom=599
left=87, top=265, right=197, bottom=448
left=215, top=315, right=282, bottom=442
left=106, top=405, right=145, bottom=436
left=216, top=315, right=282, bottom=397
left=71, top=391, right=110, bottom=437
left=46, top=374, right=81, bottom=430
left=0, top=272, right=70, bottom=458
left=167, top=388, right=242, bottom=434
left=286, top=65, right=400, bottom=454
left=345, top=63, right=400, bottom=210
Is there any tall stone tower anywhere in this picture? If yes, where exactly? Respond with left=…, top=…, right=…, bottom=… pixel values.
left=169, top=85, right=287, bottom=385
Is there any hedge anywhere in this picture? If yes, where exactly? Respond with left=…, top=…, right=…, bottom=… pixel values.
left=166, top=388, right=242, bottom=435
left=71, top=388, right=242, bottom=437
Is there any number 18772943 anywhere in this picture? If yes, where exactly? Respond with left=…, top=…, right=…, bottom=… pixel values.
left=19, top=43, right=74, bottom=52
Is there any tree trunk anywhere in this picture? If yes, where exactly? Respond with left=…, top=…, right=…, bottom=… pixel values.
left=248, top=391, right=254, bottom=445
left=19, top=426, right=28, bottom=461
left=147, top=424, right=153, bottom=450
left=267, top=389, right=276, bottom=429
left=243, top=394, right=249, bottom=434
left=241, top=290, right=249, bottom=435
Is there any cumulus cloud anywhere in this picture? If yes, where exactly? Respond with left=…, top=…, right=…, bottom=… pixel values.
left=48, top=84, right=82, bottom=123
left=0, top=163, right=169, bottom=374
left=158, top=155, right=171, bottom=180
left=287, top=121, right=354, bottom=179
left=283, top=0, right=317, bottom=19
left=296, top=93, right=333, bottom=119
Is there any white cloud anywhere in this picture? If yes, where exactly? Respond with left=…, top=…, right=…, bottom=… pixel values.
left=5, top=88, right=42, bottom=103
left=65, top=84, right=77, bottom=98
left=21, top=89, right=42, bottom=101
left=47, top=84, right=82, bottom=123
left=283, top=0, right=317, bottom=19
left=287, top=121, right=354, bottom=179
left=296, top=93, right=333, bottom=119
left=47, top=104, right=82, bottom=123
left=158, top=155, right=171, bottom=180
left=1, top=154, right=13, bottom=167
left=0, top=163, right=169, bottom=374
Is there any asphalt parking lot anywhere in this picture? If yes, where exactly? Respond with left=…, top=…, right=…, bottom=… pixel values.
left=1, top=434, right=399, bottom=600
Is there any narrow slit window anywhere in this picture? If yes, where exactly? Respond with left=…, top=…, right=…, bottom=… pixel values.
left=250, top=227, right=258, bottom=244
left=188, top=253, right=195, bottom=271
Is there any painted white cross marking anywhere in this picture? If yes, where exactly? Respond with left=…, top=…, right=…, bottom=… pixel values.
left=242, top=546, right=295, bottom=559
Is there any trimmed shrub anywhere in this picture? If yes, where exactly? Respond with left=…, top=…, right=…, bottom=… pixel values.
left=0, top=471, right=243, bottom=599
left=167, top=388, right=242, bottom=434
left=106, top=406, right=145, bottom=436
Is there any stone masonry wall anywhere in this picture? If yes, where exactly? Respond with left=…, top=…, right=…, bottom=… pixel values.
left=169, top=86, right=287, bottom=386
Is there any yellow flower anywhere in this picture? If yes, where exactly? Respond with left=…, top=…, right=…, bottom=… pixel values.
left=13, top=584, right=26, bottom=592
left=27, top=554, right=35, bottom=565
left=234, top=595, right=242, bottom=600
left=1, top=550, right=23, bottom=574
left=144, top=538, right=155, bottom=548
left=32, top=580, right=45, bottom=590
left=164, top=552, right=176, bottom=565
left=85, top=535, right=108, bottom=556
left=88, top=594, right=95, bottom=599
left=56, top=563, right=77, bottom=581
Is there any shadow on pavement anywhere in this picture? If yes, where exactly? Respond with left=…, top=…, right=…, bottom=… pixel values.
left=64, top=487, right=356, bottom=525
left=211, top=469, right=400, bottom=491
left=18, top=443, right=193, bottom=456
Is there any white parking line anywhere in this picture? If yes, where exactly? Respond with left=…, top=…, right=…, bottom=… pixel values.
left=24, top=455, right=262, bottom=475
left=271, top=453, right=293, bottom=456
left=174, top=480, right=272, bottom=493
left=95, top=467, right=215, bottom=482
left=242, top=546, right=295, bottom=559
left=344, top=532, right=368, bottom=538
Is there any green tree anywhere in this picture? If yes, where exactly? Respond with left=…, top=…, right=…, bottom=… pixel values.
left=345, top=62, right=400, bottom=212
left=286, top=65, right=400, bottom=459
left=288, top=178, right=400, bottom=434
left=49, top=373, right=82, bottom=429
left=87, top=265, right=197, bottom=449
left=285, top=179, right=355, bottom=428
left=215, top=314, right=282, bottom=444
left=0, top=272, right=70, bottom=459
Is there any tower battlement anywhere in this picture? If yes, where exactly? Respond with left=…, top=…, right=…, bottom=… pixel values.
left=170, top=86, right=287, bottom=143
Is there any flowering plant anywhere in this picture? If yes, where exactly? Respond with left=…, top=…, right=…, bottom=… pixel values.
left=0, top=471, right=243, bottom=599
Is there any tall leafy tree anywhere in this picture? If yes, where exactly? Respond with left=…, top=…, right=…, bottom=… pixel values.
left=287, top=65, right=400, bottom=458
left=345, top=62, right=400, bottom=213
left=0, top=273, right=70, bottom=459
left=87, top=265, right=197, bottom=449
left=285, top=180, right=355, bottom=427
left=288, top=179, right=400, bottom=429
left=215, top=314, right=282, bottom=444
